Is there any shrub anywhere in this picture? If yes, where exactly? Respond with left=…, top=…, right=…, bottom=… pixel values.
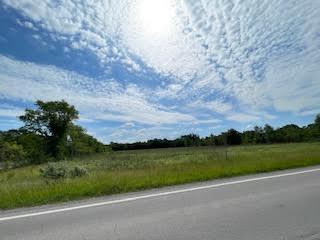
left=0, top=141, right=26, bottom=168
left=69, top=166, right=88, bottom=178
left=40, top=163, right=88, bottom=179
left=17, top=133, right=48, bottom=164
left=40, top=163, right=67, bottom=179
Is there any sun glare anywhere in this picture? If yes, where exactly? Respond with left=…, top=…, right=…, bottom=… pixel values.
left=138, top=0, right=175, bottom=36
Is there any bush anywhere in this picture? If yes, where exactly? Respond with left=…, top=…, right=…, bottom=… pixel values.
left=0, top=141, right=26, bottom=168
left=40, top=163, right=88, bottom=179
left=17, top=133, right=48, bottom=164
left=40, top=163, right=67, bottom=179
left=69, top=166, right=88, bottom=178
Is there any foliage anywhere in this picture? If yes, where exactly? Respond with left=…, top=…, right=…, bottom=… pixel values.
left=0, top=100, right=106, bottom=166
left=40, top=163, right=67, bottom=179
left=111, top=115, right=320, bottom=150
left=19, top=100, right=79, bottom=158
left=226, top=129, right=242, bottom=145
left=1, top=142, right=320, bottom=209
left=16, top=132, right=49, bottom=164
left=67, top=124, right=107, bottom=156
left=39, top=163, right=88, bottom=179
left=0, top=99, right=319, bottom=166
left=0, top=141, right=26, bottom=168
left=69, top=166, right=88, bottom=178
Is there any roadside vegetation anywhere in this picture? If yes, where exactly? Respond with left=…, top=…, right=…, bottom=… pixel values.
left=1, top=142, right=320, bottom=209
left=0, top=100, right=320, bottom=209
left=0, top=100, right=108, bottom=170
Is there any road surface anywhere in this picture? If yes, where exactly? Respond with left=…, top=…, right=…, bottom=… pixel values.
left=1, top=166, right=320, bottom=240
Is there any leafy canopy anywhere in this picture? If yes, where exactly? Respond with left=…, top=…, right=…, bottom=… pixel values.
left=19, top=100, right=79, bottom=137
left=19, top=100, right=79, bottom=158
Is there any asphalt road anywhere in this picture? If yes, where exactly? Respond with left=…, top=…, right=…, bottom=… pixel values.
left=1, top=166, right=320, bottom=240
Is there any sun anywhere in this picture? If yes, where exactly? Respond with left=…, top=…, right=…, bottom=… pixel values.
left=137, top=0, right=176, bottom=36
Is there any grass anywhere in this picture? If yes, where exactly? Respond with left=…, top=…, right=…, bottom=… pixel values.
left=1, top=142, right=320, bottom=210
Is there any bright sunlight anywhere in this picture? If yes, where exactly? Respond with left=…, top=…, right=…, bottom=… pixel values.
left=137, top=0, right=176, bottom=36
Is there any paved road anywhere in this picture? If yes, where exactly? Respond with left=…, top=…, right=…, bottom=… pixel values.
left=1, top=166, right=320, bottom=240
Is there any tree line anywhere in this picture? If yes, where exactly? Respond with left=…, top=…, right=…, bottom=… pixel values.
left=1, top=99, right=320, bottom=167
left=111, top=115, right=320, bottom=151
left=0, top=100, right=107, bottom=168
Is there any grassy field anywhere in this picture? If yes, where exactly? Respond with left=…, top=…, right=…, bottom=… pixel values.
left=1, top=142, right=320, bottom=210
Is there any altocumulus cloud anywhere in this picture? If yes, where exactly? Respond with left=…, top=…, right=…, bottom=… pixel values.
left=0, top=0, right=320, bottom=142
left=0, top=55, right=195, bottom=125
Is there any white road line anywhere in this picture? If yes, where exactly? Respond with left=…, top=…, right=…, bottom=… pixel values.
left=1, top=167, right=320, bottom=222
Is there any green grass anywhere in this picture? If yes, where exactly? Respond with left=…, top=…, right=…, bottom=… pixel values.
left=1, top=142, right=320, bottom=210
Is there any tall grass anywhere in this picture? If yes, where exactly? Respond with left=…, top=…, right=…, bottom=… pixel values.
left=0, top=142, right=320, bottom=209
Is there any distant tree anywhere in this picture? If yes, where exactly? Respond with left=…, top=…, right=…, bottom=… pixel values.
left=315, top=114, right=320, bottom=126
left=242, top=130, right=256, bottom=144
left=201, top=134, right=215, bottom=146
left=311, top=114, right=320, bottom=140
left=109, top=113, right=320, bottom=151
left=213, top=134, right=226, bottom=145
left=226, top=129, right=242, bottom=145
left=263, top=124, right=274, bottom=143
left=180, top=134, right=201, bottom=147
left=19, top=100, right=79, bottom=158
left=274, top=124, right=302, bottom=143
left=254, top=126, right=266, bottom=143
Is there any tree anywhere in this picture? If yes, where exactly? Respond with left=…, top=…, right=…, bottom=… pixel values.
left=109, top=113, right=320, bottom=151
left=180, top=134, right=201, bottom=147
left=254, top=126, right=266, bottom=143
left=274, top=124, right=302, bottom=143
left=311, top=114, right=320, bottom=140
left=264, top=124, right=274, bottom=143
left=315, top=114, right=320, bottom=126
left=242, top=130, right=256, bottom=144
left=226, top=129, right=242, bottom=145
left=19, top=100, right=79, bottom=158
left=67, top=124, right=107, bottom=156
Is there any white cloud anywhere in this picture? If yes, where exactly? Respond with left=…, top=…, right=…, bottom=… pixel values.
left=226, top=113, right=260, bottom=123
left=4, top=1, right=320, bottom=114
left=0, top=55, right=195, bottom=125
left=262, top=54, right=320, bottom=113
left=16, top=20, right=38, bottom=31
left=177, top=0, right=320, bottom=111
left=188, top=99, right=233, bottom=115
left=1, top=0, right=320, bottom=139
left=3, top=0, right=137, bottom=70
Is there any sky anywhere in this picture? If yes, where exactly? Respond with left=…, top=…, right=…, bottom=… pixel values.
left=0, top=0, right=319, bottom=143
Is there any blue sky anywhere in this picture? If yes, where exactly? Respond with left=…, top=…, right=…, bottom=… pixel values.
left=0, top=0, right=320, bottom=143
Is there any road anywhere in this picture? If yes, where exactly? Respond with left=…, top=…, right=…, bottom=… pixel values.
left=1, top=166, right=320, bottom=240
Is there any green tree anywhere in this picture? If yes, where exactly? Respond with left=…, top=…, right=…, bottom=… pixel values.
left=315, top=114, right=320, bottom=126
left=241, top=130, right=256, bottom=144
left=67, top=124, right=107, bottom=156
left=19, top=100, right=79, bottom=158
left=312, top=114, right=320, bottom=140
left=180, top=134, right=201, bottom=147
left=226, top=129, right=242, bottom=145
left=254, top=126, right=266, bottom=143
left=264, top=124, right=274, bottom=143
